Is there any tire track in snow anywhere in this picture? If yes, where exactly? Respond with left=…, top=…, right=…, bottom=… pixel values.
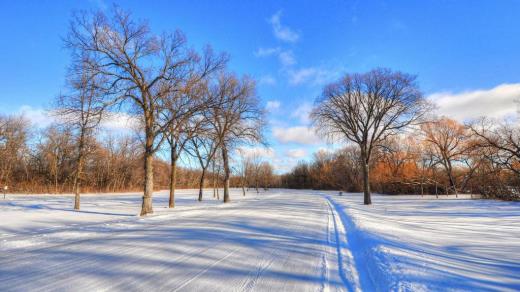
left=0, top=207, right=262, bottom=289
left=172, top=247, right=240, bottom=291
left=0, top=201, right=258, bottom=266
left=325, top=195, right=362, bottom=292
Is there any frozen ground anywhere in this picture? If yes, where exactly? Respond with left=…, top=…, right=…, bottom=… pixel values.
left=0, top=189, right=519, bottom=291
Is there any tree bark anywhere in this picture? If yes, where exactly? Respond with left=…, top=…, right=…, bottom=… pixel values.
left=362, top=160, right=372, bottom=205
left=198, top=168, right=206, bottom=201
left=140, top=143, right=154, bottom=216
left=222, top=146, right=230, bottom=203
left=73, top=153, right=84, bottom=210
left=73, top=132, right=86, bottom=210
left=169, top=148, right=177, bottom=208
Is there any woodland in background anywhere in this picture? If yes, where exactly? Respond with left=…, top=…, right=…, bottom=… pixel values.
left=0, top=115, right=275, bottom=195
left=282, top=117, right=520, bottom=201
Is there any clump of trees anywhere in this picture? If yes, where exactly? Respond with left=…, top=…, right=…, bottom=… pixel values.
left=283, top=114, right=520, bottom=201
left=0, top=7, right=275, bottom=215
left=282, top=68, right=520, bottom=202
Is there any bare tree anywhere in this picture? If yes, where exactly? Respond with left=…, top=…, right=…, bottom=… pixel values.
left=0, top=115, right=29, bottom=191
left=421, top=117, right=469, bottom=195
left=65, top=7, right=224, bottom=215
left=55, top=61, right=105, bottom=210
left=311, top=68, right=428, bottom=204
left=161, top=51, right=226, bottom=208
left=469, top=118, right=520, bottom=176
left=237, top=149, right=253, bottom=196
left=208, top=73, right=265, bottom=203
left=185, top=125, right=220, bottom=201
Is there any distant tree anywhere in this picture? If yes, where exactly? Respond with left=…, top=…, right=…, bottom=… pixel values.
left=0, top=115, right=29, bottom=190
left=422, top=117, right=469, bottom=195
left=55, top=60, right=105, bottom=210
left=236, top=148, right=252, bottom=196
left=208, top=73, right=265, bottom=203
left=311, top=68, right=428, bottom=204
left=185, top=124, right=220, bottom=202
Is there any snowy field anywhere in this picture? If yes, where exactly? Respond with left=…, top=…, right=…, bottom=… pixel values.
left=1, top=189, right=519, bottom=291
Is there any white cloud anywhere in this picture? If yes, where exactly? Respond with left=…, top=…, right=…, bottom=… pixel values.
left=278, top=51, right=296, bottom=67
left=255, top=47, right=281, bottom=57
left=272, top=126, right=321, bottom=145
left=268, top=11, right=300, bottom=43
left=291, top=102, right=313, bottom=124
left=266, top=100, right=281, bottom=111
left=287, top=67, right=337, bottom=86
left=237, top=146, right=275, bottom=159
left=18, top=105, right=55, bottom=128
left=286, top=148, right=307, bottom=159
left=101, top=112, right=140, bottom=131
left=259, top=75, right=277, bottom=86
left=429, top=83, right=520, bottom=121
left=255, top=47, right=295, bottom=67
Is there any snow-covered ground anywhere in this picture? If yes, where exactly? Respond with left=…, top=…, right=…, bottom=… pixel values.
left=1, top=189, right=519, bottom=291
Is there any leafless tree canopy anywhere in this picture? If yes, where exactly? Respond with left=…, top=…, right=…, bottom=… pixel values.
left=311, top=68, right=428, bottom=204
left=64, top=7, right=226, bottom=215
left=208, top=73, right=266, bottom=203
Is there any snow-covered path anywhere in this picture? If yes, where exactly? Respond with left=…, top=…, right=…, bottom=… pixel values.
left=1, top=189, right=520, bottom=291
left=0, top=190, right=347, bottom=291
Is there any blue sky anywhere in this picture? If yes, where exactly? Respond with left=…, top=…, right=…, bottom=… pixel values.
left=1, top=0, right=520, bottom=172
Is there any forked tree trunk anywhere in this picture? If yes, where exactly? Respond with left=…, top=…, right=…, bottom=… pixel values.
left=169, top=149, right=178, bottom=208
left=222, top=146, right=230, bottom=203
left=140, top=146, right=154, bottom=216
left=362, top=160, right=372, bottom=205
left=198, top=168, right=206, bottom=201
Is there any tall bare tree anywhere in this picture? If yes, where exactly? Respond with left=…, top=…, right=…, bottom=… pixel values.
left=65, top=7, right=224, bottom=215
left=55, top=61, right=105, bottom=210
left=161, top=51, right=226, bottom=208
left=311, top=68, right=428, bottom=204
left=208, top=73, right=265, bottom=203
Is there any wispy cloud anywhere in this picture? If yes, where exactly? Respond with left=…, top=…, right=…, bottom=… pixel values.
left=268, top=10, right=300, bottom=43
left=272, top=126, right=320, bottom=145
left=429, top=83, right=520, bottom=121
left=17, top=105, right=55, bottom=128
left=287, top=67, right=337, bottom=86
left=259, top=75, right=276, bottom=86
left=255, top=47, right=281, bottom=57
left=255, top=47, right=295, bottom=67
left=286, top=148, right=307, bottom=159
left=237, top=146, right=276, bottom=159
left=291, top=102, right=313, bottom=124
left=266, top=100, right=281, bottom=111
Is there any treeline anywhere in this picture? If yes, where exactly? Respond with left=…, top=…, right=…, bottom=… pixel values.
left=282, top=117, right=520, bottom=201
left=0, top=114, right=276, bottom=195
left=0, top=7, right=280, bottom=216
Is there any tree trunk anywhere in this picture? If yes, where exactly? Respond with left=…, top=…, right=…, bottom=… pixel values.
left=73, top=133, right=86, bottom=210
left=140, top=145, right=154, bottom=216
left=222, top=146, right=230, bottom=203
left=362, top=161, right=372, bottom=205
left=169, top=149, right=177, bottom=208
left=73, top=153, right=84, bottom=210
left=198, top=168, right=206, bottom=201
